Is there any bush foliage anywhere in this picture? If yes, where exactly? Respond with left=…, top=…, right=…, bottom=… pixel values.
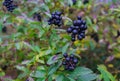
left=0, top=0, right=120, bottom=81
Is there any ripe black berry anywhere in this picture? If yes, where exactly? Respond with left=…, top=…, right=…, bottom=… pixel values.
left=2, top=26, right=7, bottom=33
left=72, top=29, right=78, bottom=34
left=3, top=0, right=17, bottom=12
left=66, top=57, right=70, bottom=61
left=63, top=53, right=68, bottom=58
left=62, top=53, right=78, bottom=71
left=77, top=35, right=82, bottom=40
left=73, top=58, right=78, bottom=64
left=67, top=27, right=72, bottom=33
left=80, top=33, right=85, bottom=38
left=67, top=16, right=87, bottom=41
left=77, top=16, right=82, bottom=20
left=48, top=11, right=62, bottom=27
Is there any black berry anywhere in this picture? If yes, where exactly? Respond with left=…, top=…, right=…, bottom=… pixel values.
left=77, top=16, right=82, bottom=20
left=66, top=57, right=70, bottom=61
left=67, top=27, right=72, bottom=33
left=73, top=58, right=78, bottom=64
left=67, top=16, right=87, bottom=41
left=72, top=29, right=78, bottom=34
left=3, top=0, right=17, bottom=12
left=48, top=11, right=62, bottom=27
left=63, top=53, right=68, bottom=58
left=62, top=53, right=78, bottom=71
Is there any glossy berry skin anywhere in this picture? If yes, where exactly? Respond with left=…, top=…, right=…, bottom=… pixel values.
left=67, top=27, right=73, bottom=33
left=77, top=20, right=82, bottom=25
left=80, top=33, right=85, bottom=38
left=62, top=53, right=78, bottom=71
left=73, top=20, right=77, bottom=26
left=77, top=35, right=82, bottom=40
left=66, top=57, right=70, bottom=61
left=63, top=53, right=68, bottom=58
left=72, top=29, right=78, bottom=34
left=67, top=16, right=87, bottom=41
left=3, top=0, right=17, bottom=12
left=73, top=58, right=78, bottom=64
left=48, top=11, right=62, bottom=27
left=77, top=16, right=82, bottom=20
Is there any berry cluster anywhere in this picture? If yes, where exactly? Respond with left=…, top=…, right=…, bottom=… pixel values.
left=3, top=0, right=17, bottom=12
left=67, top=16, right=87, bottom=41
left=62, top=53, right=78, bottom=71
left=48, top=11, right=62, bottom=26
left=72, top=0, right=77, bottom=5
left=33, top=13, right=41, bottom=21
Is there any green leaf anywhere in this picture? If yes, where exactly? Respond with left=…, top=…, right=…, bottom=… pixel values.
left=76, top=1, right=82, bottom=8
left=67, top=0, right=73, bottom=6
left=62, top=43, right=70, bottom=54
left=67, top=77, right=76, bottom=81
left=15, top=42, right=23, bottom=50
left=0, top=72, right=5, bottom=77
left=89, top=40, right=96, bottom=51
left=56, top=74, right=64, bottom=81
left=97, top=65, right=116, bottom=81
left=86, top=16, right=93, bottom=26
left=40, top=4, right=49, bottom=12
left=92, top=25, right=98, bottom=32
left=48, top=61, right=62, bottom=75
left=77, top=73, right=97, bottom=81
left=37, top=78, right=45, bottom=81
left=48, top=75, right=52, bottom=81
left=69, top=67, right=97, bottom=81
left=45, top=0, right=51, bottom=3
left=63, top=76, right=71, bottom=81
left=47, top=55, right=59, bottom=65
left=30, top=70, right=46, bottom=78
left=0, top=38, right=2, bottom=44
left=16, top=66, right=30, bottom=79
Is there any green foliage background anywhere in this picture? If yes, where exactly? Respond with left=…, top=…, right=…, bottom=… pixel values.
left=0, top=0, right=120, bottom=81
